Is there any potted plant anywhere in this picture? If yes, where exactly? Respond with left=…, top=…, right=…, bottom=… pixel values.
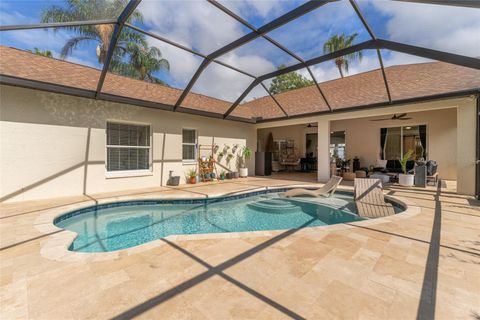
left=219, top=171, right=226, bottom=180
left=399, top=149, right=414, bottom=186
left=239, top=146, right=252, bottom=177
left=187, top=168, right=197, bottom=184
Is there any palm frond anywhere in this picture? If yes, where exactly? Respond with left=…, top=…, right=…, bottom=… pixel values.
left=60, top=36, right=94, bottom=59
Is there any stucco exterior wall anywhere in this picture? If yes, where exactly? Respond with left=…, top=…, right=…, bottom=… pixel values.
left=0, top=85, right=256, bottom=203
left=330, top=108, right=458, bottom=180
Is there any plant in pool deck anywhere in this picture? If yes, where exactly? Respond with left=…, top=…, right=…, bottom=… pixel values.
left=399, top=149, right=414, bottom=186
left=187, top=168, right=197, bottom=184
left=239, top=146, right=252, bottom=178
left=400, top=149, right=414, bottom=174
left=341, top=158, right=351, bottom=171
left=219, top=171, right=226, bottom=180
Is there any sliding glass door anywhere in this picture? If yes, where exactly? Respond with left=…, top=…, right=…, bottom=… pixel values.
left=381, top=125, right=426, bottom=160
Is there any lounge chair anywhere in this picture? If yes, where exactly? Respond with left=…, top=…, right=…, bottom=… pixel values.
left=354, top=178, right=395, bottom=218
left=280, top=176, right=342, bottom=198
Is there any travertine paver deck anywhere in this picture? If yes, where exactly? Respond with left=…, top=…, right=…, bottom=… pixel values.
left=1, top=175, right=479, bottom=319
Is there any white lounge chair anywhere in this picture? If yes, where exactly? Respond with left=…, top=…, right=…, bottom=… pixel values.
left=354, top=178, right=395, bottom=218
left=280, top=176, right=343, bottom=198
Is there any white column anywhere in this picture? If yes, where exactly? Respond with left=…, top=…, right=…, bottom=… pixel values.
left=317, top=119, right=331, bottom=182
left=457, top=101, right=476, bottom=195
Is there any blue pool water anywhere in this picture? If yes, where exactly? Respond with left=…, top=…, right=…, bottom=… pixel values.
left=55, top=191, right=396, bottom=252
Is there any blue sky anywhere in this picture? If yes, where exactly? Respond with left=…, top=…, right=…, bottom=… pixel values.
left=1, top=0, right=479, bottom=102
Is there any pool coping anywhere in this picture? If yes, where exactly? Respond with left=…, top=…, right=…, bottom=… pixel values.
left=36, top=185, right=421, bottom=262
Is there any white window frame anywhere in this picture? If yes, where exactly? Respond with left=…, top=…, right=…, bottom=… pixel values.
left=182, top=128, right=197, bottom=164
left=105, top=120, right=153, bottom=178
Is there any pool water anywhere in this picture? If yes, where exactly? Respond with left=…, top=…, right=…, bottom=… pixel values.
left=56, top=192, right=373, bottom=252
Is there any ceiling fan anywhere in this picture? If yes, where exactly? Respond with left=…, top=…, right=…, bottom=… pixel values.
left=370, top=113, right=412, bottom=121
left=306, top=123, right=318, bottom=128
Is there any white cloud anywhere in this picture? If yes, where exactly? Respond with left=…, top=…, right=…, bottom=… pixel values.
left=217, top=51, right=276, bottom=76
left=0, top=10, right=29, bottom=25
left=306, top=50, right=380, bottom=82
left=146, top=37, right=203, bottom=87
left=370, top=0, right=480, bottom=57
left=138, top=0, right=246, bottom=54
left=138, top=0, right=297, bottom=101
left=267, top=0, right=366, bottom=61
left=0, top=28, right=100, bottom=68
left=190, top=61, right=255, bottom=101
left=218, top=0, right=302, bottom=25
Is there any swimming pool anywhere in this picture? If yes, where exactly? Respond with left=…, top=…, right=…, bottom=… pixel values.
left=55, top=190, right=402, bottom=252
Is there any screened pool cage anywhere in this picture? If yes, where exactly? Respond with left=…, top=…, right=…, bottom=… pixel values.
left=1, top=0, right=479, bottom=123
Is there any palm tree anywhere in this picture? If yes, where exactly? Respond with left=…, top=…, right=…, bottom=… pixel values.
left=115, top=42, right=170, bottom=84
left=323, top=33, right=362, bottom=78
left=31, top=48, right=53, bottom=58
left=41, top=0, right=144, bottom=64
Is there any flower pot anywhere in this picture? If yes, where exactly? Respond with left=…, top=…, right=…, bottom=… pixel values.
left=226, top=172, right=233, bottom=179
left=219, top=175, right=225, bottom=180
left=239, top=167, right=248, bottom=178
left=189, top=177, right=196, bottom=184
left=399, top=173, right=414, bottom=186
left=233, top=172, right=239, bottom=179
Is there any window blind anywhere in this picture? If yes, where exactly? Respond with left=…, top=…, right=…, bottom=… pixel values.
left=106, top=122, right=150, bottom=172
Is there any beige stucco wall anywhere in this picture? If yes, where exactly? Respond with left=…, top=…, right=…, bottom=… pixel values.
left=330, top=108, right=458, bottom=180
left=0, top=85, right=256, bottom=203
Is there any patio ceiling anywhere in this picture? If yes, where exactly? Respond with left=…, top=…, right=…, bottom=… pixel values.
left=0, top=0, right=479, bottom=123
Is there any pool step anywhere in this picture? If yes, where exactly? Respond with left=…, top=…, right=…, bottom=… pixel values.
left=248, top=198, right=301, bottom=214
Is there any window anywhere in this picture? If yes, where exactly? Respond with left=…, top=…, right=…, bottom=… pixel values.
left=381, top=125, right=426, bottom=160
left=182, top=129, right=197, bottom=161
left=106, top=122, right=151, bottom=172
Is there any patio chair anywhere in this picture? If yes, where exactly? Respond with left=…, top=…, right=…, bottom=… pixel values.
left=354, top=178, right=395, bottom=218
left=280, top=175, right=342, bottom=198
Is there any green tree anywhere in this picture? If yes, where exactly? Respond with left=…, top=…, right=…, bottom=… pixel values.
left=323, top=33, right=362, bottom=78
left=41, top=0, right=144, bottom=64
left=41, top=0, right=171, bottom=84
left=31, top=47, right=53, bottom=58
left=268, top=65, right=314, bottom=94
left=114, top=42, right=170, bottom=84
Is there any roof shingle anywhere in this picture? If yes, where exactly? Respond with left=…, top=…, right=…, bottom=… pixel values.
left=1, top=45, right=479, bottom=120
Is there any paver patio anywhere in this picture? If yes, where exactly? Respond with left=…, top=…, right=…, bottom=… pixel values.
left=1, top=175, right=479, bottom=319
